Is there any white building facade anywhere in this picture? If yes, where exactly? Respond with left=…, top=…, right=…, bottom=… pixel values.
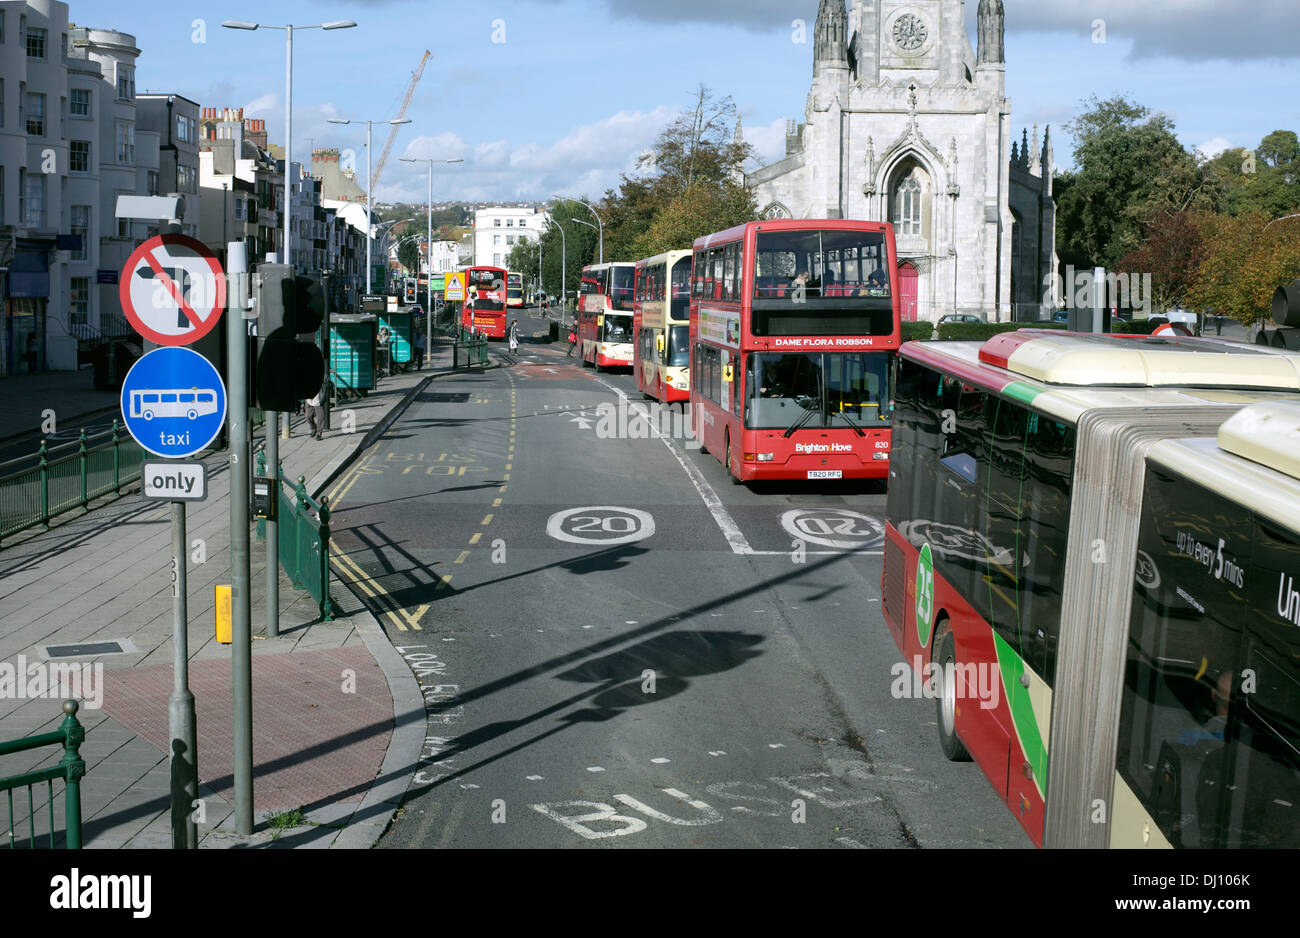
left=473, top=206, right=546, bottom=268
left=747, top=0, right=1056, bottom=322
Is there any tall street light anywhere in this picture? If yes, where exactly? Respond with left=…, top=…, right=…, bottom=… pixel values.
left=328, top=116, right=412, bottom=293
left=555, top=193, right=604, bottom=264
left=220, top=16, right=354, bottom=840
left=222, top=19, right=356, bottom=269
left=401, top=155, right=463, bottom=340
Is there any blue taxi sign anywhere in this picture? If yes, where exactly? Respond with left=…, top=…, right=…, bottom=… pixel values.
left=120, top=347, right=227, bottom=458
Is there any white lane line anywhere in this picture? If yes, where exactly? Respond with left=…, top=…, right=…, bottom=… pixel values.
left=526, top=775, right=544, bottom=781
left=586, top=766, right=605, bottom=773
left=593, top=375, right=752, bottom=555
left=651, top=757, right=671, bottom=764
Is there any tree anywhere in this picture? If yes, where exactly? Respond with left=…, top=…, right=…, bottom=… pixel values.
left=632, top=183, right=757, bottom=259
left=1208, top=130, right=1300, bottom=218
left=397, top=237, right=421, bottom=275
left=1056, top=95, right=1220, bottom=269
left=598, top=84, right=756, bottom=262
left=1186, top=213, right=1300, bottom=330
left=1116, top=210, right=1209, bottom=312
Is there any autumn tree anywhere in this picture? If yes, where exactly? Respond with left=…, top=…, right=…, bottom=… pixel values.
left=1186, top=213, right=1300, bottom=331
left=1116, top=210, right=1209, bottom=312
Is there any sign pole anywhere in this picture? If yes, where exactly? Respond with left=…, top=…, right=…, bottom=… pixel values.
left=266, top=417, right=280, bottom=638
left=169, top=498, right=198, bottom=848
left=226, top=242, right=254, bottom=835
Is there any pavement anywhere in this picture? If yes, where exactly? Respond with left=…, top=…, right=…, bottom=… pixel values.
left=0, top=338, right=498, bottom=848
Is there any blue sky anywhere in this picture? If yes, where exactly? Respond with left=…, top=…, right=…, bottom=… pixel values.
left=106, top=0, right=1299, bottom=204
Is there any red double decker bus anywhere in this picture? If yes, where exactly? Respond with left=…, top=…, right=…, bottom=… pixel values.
left=459, top=265, right=508, bottom=339
left=689, top=219, right=900, bottom=483
left=633, top=249, right=692, bottom=404
left=577, top=262, right=635, bottom=370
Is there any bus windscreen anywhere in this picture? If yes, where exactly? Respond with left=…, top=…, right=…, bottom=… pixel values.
left=610, top=266, right=634, bottom=311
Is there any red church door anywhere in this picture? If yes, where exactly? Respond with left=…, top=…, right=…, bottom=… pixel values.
left=898, top=262, right=918, bottom=322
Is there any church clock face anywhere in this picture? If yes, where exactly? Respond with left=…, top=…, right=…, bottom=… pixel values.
left=892, top=13, right=928, bottom=51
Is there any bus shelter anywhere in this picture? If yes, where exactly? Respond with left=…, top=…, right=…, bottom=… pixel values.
left=329, top=314, right=377, bottom=398
left=378, top=309, right=413, bottom=371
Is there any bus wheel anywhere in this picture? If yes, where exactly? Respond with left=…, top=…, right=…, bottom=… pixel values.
left=724, top=433, right=742, bottom=485
left=935, top=625, right=972, bottom=762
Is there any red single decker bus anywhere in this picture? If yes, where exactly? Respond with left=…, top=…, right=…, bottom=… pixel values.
left=577, top=262, right=635, bottom=370
left=460, top=266, right=508, bottom=339
left=633, top=249, right=692, bottom=404
left=689, top=219, right=900, bottom=483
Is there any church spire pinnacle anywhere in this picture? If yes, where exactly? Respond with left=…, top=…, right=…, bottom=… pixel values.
left=977, top=0, right=1005, bottom=65
left=814, top=0, right=848, bottom=70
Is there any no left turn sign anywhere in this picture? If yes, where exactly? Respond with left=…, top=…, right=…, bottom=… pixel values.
left=120, top=233, right=226, bottom=346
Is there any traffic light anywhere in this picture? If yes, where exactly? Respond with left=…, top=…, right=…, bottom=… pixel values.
left=253, top=263, right=326, bottom=412
left=405, top=278, right=418, bottom=305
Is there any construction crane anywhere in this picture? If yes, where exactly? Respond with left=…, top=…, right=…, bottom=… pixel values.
left=370, top=49, right=431, bottom=195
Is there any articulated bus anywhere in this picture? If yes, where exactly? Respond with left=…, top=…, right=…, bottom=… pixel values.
left=689, top=219, right=900, bottom=483
left=459, top=265, right=508, bottom=339
left=633, top=250, right=692, bottom=404
left=507, top=271, right=524, bottom=308
left=883, top=330, right=1300, bottom=848
left=577, top=262, right=635, bottom=370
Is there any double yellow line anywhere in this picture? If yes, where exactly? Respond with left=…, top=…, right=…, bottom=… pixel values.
left=331, top=548, right=428, bottom=632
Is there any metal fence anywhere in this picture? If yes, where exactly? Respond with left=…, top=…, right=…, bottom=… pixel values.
left=453, top=329, right=489, bottom=368
left=0, top=700, right=86, bottom=848
left=255, top=453, right=333, bottom=620
left=0, top=424, right=145, bottom=545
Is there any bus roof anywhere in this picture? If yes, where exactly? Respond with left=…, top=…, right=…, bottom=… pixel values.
left=635, top=249, right=691, bottom=269
left=903, top=332, right=1300, bottom=423
left=977, top=330, right=1300, bottom=389
left=691, top=218, right=893, bottom=252
left=1146, top=403, right=1300, bottom=533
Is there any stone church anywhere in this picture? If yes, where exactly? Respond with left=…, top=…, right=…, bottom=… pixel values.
left=747, top=0, right=1056, bottom=322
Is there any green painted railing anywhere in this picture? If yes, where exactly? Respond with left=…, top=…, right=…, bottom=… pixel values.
left=255, top=452, right=333, bottom=621
left=0, top=424, right=145, bottom=546
left=0, top=701, right=86, bottom=848
left=454, top=329, right=489, bottom=368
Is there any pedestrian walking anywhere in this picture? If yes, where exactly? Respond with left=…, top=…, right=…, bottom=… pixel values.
left=566, top=321, right=577, bottom=357
left=306, top=379, right=328, bottom=440
left=508, top=319, right=519, bottom=353
left=414, top=329, right=426, bottom=370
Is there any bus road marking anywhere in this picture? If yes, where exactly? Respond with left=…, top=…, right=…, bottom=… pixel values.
left=546, top=507, right=656, bottom=546
left=469, top=533, right=482, bottom=545
left=780, top=508, right=885, bottom=551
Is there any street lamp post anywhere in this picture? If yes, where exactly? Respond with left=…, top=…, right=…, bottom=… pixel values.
left=555, top=193, right=603, bottom=264
left=221, top=15, right=354, bottom=840
left=328, top=116, right=412, bottom=293
left=401, top=156, right=463, bottom=342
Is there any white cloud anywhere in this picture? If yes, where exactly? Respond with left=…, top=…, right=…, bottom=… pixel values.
left=742, top=118, right=791, bottom=170
left=242, top=93, right=278, bottom=116
left=1196, top=137, right=1235, bottom=160
left=371, top=106, right=679, bottom=203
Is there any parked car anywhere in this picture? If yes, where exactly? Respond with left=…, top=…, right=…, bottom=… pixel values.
left=1052, top=309, right=1070, bottom=323
left=937, top=313, right=985, bottom=325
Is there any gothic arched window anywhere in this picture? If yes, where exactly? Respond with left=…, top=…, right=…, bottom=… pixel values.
left=894, top=169, right=923, bottom=237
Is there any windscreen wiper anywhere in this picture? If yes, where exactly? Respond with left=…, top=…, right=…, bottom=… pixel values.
left=836, top=407, right=868, bottom=437
left=783, top=398, right=822, bottom=438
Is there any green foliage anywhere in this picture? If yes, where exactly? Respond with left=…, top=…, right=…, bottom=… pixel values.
left=900, top=322, right=936, bottom=342
left=1109, top=319, right=1162, bottom=335
left=397, top=238, right=421, bottom=275
left=1207, top=131, right=1300, bottom=218
left=1056, top=95, right=1221, bottom=270
left=631, top=183, right=755, bottom=259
